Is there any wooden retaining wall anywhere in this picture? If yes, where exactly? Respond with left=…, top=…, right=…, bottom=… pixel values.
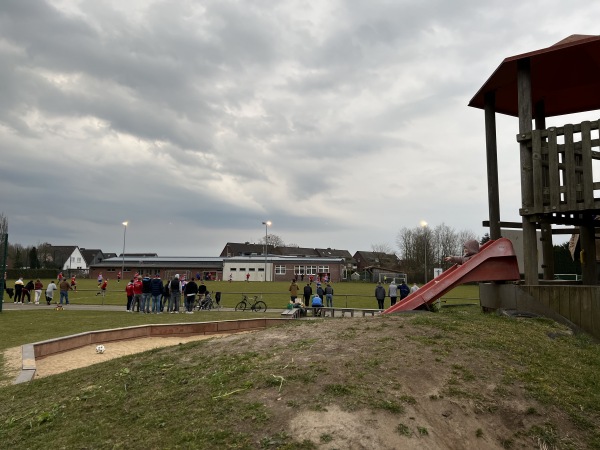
left=479, top=283, right=600, bottom=340
left=16, top=318, right=290, bottom=384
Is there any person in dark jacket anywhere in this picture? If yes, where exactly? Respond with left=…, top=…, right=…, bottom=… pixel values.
left=184, top=277, right=199, bottom=313
left=150, top=274, right=164, bottom=314
left=375, top=282, right=386, bottom=309
left=141, top=275, right=152, bottom=313
left=399, top=281, right=410, bottom=301
left=303, top=282, right=312, bottom=305
left=316, top=284, right=325, bottom=301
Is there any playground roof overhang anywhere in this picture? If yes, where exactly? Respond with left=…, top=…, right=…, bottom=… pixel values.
left=468, top=34, right=600, bottom=118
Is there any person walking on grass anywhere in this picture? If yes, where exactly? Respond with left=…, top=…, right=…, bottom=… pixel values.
left=375, top=282, right=386, bottom=310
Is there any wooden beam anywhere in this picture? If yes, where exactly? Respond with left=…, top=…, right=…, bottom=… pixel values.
left=517, top=58, right=538, bottom=284
left=484, top=91, right=501, bottom=239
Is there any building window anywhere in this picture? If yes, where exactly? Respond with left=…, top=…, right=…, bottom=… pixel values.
left=275, top=265, right=286, bottom=275
left=77, top=257, right=81, bottom=263
left=230, top=268, right=237, bottom=271
left=239, top=268, right=246, bottom=272
left=318, top=265, right=329, bottom=273
left=305, top=265, right=317, bottom=275
left=258, top=268, right=264, bottom=272
left=249, top=268, right=256, bottom=271
left=294, top=265, right=305, bottom=275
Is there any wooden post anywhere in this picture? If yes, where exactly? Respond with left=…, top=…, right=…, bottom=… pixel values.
left=580, top=215, right=598, bottom=284
left=535, top=100, right=554, bottom=280
left=517, top=58, right=538, bottom=284
left=484, top=91, right=501, bottom=240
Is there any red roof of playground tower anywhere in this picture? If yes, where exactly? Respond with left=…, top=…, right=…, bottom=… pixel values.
left=469, top=34, right=600, bottom=118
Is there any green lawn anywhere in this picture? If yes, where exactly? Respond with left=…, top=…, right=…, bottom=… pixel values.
left=2, top=278, right=480, bottom=309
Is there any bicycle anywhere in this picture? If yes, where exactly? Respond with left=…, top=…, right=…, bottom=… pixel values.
left=235, top=294, right=267, bottom=312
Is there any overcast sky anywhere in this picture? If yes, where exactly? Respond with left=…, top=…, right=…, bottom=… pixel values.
left=1, top=0, right=597, bottom=256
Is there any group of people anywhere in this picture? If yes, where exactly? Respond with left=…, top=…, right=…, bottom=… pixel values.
left=10, top=277, right=69, bottom=305
left=374, top=280, right=418, bottom=309
left=125, top=273, right=211, bottom=314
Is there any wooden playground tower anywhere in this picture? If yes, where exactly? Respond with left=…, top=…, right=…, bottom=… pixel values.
left=468, top=35, right=600, bottom=337
left=470, top=34, right=600, bottom=284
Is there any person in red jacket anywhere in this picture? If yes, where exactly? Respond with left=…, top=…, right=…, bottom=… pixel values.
left=125, top=279, right=135, bottom=311
left=131, top=276, right=143, bottom=312
left=96, top=279, right=108, bottom=297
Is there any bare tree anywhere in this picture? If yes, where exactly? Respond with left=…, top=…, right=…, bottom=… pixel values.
left=259, top=234, right=285, bottom=248
left=396, top=222, right=478, bottom=282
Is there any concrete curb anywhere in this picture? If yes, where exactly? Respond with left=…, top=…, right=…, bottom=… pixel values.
left=13, top=318, right=290, bottom=384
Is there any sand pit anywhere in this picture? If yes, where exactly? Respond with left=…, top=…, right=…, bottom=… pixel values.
left=2, top=333, right=234, bottom=383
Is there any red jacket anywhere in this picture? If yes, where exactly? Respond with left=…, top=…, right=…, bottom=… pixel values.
left=133, top=279, right=143, bottom=295
left=126, top=283, right=134, bottom=296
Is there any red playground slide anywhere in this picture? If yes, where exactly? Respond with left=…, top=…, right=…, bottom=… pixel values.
left=383, top=238, right=520, bottom=314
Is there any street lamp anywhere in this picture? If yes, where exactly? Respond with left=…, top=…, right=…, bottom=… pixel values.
left=420, top=220, right=428, bottom=283
left=262, top=221, right=271, bottom=281
left=121, top=221, right=128, bottom=282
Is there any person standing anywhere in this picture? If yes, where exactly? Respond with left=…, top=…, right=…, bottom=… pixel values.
left=169, top=274, right=182, bottom=313
left=34, top=279, right=44, bottom=304
left=245, top=272, right=250, bottom=282
left=324, top=283, right=334, bottom=307
left=184, top=277, right=198, bottom=313
left=141, top=274, right=152, bottom=313
left=125, top=279, right=135, bottom=312
left=150, top=274, right=164, bottom=314
left=132, top=276, right=143, bottom=312
left=117, top=271, right=122, bottom=283
left=45, top=280, right=57, bottom=305
left=375, top=282, right=386, bottom=309
left=198, top=281, right=207, bottom=302
left=14, top=277, right=24, bottom=304
left=70, top=275, right=77, bottom=291
left=399, top=281, right=410, bottom=302
left=23, top=280, right=34, bottom=303
left=289, top=280, right=300, bottom=303
left=59, top=277, right=71, bottom=305
left=303, top=282, right=312, bottom=305
left=316, top=283, right=325, bottom=301
left=388, top=281, right=398, bottom=306
left=97, top=273, right=103, bottom=285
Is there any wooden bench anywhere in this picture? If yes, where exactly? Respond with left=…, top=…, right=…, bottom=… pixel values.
left=281, top=309, right=300, bottom=318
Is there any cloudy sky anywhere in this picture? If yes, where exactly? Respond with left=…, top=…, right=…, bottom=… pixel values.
left=1, top=0, right=597, bottom=256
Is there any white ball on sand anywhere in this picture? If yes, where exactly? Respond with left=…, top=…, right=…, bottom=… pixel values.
left=96, top=344, right=105, bottom=354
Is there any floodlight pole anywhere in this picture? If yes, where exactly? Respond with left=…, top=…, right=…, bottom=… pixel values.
left=420, top=220, right=428, bottom=283
left=121, top=221, right=128, bottom=285
left=262, top=221, right=271, bottom=281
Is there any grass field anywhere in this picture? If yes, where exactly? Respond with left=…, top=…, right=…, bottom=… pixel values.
left=3, top=282, right=598, bottom=448
left=2, top=278, right=480, bottom=309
